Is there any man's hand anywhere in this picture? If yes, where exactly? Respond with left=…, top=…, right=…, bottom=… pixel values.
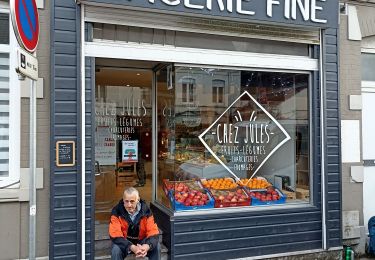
left=130, top=244, right=141, bottom=255
left=135, top=243, right=150, bottom=258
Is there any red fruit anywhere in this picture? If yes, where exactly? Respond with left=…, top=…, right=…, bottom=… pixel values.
left=272, top=195, right=279, bottom=201
left=191, top=201, right=197, bottom=206
left=238, top=198, right=245, bottom=202
left=202, top=194, right=208, bottom=200
left=198, top=201, right=204, bottom=206
left=185, top=198, right=192, bottom=204
left=183, top=201, right=190, bottom=206
left=218, top=195, right=225, bottom=201
left=236, top=189, right=243, bottom=194
left=182, top=192, right=189, bottom=198
left=176, top=186, right=183, bottom=192
left=196, top=191, right=203, bottom=196
left=230, top=198, right=238, bottom=203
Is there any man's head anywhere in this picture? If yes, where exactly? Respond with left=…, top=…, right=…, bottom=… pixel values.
left=123, top=187, right=140, bottom=214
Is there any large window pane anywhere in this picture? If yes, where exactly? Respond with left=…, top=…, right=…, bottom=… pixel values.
left=0, top=13, right=9, bottom=45
left=157, top=66, right=310, bottom=211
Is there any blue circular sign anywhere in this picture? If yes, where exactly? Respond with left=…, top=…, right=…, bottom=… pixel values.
left=11, top=0, right=40, bottom=53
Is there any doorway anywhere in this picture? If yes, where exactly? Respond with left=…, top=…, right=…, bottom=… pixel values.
left=94, top=58, right=161, bottom=257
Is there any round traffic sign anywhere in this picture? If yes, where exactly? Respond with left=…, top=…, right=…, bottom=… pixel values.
left=11, top=0, right=40, bottom=53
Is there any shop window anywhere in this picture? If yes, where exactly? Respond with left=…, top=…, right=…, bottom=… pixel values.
left=212, top=80, right=225, bottom=104
left=157, top=66, right=310, bottom=212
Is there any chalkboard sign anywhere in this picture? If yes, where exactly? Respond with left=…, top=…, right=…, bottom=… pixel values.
left=56, top=141, right=75, bottom=167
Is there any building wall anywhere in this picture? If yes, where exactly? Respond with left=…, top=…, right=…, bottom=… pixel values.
left=339, top=0, right=375, bottom=255
left=0, top=0, right=51, bottom=259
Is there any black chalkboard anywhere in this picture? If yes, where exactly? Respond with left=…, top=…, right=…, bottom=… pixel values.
left=56, top=141, right=75, bottom=167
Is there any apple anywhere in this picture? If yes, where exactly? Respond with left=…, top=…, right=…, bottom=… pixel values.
left=218, top=195, right=225, bottom=201
left=236, top=189, right=243, bottom=194
left=191, top=201, right=197, bottom=206
left=230, top=198, right=238, bottom=203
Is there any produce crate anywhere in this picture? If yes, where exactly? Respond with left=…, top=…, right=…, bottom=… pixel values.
left=246, top=187, right=286, bottom=206
left=208, top=187, right=251, bottom=208
left=170, top=190, right=214, bottom=211
left=162, top=179, right=202, bottom=196
left=200, top=177, right=238, bottom=190
left=237, top=177, right=273, bottom=190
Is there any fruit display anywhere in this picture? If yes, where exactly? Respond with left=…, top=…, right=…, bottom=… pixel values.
left=209, top=188, right=251, bottom=208
left=174, top=190, right=211, bottom=207
left=201, top=178, right=237, bottom=190
left=163, top=179, right=202, bottom=195
left=247, top=186, right=286, bottom=205
left=238, top=177, right=272, bottom=189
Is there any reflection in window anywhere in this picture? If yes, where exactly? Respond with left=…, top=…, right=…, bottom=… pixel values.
left=0, top=13, right=9, bottom=45
left=181, top=78, right=195, bottom=103
left=212, top=79, right=225, bottom=103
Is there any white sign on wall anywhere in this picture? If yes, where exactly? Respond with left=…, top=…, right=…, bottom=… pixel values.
left=95, top=126, right=116, bottom=165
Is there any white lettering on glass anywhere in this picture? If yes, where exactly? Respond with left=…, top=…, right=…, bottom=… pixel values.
left=161, top=0, right=180, bottom=5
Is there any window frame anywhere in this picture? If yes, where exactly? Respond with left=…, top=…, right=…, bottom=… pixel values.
left=212, top=79, right=225, bottom=104
left=0, top=6, right=21, bottom=188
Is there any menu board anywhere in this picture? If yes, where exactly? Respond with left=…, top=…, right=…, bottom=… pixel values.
left=56, top=141, right=75, bottom=167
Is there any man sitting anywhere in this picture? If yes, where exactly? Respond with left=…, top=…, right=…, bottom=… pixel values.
left=109, top=187, right=160, bottom=260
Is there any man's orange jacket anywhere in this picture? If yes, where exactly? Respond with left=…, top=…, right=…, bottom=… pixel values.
left=109, top=199, right=159, bottom=255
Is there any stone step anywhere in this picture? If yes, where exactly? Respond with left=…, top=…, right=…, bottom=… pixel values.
left=95, top=244, right=168, bottom=260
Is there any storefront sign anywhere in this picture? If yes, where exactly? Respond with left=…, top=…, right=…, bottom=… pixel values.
left=56, top=141, right=76, bottom=167
left=199, top=91, right=291, bottom=183
left=122, top=140, right=138, bottom=162
left=83, top=0, right=338, bottom=28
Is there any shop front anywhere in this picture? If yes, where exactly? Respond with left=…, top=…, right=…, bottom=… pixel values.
left=50, top=0, right=341, bottom=259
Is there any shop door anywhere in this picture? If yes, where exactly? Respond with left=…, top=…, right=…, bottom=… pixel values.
left=93, top=60, right=155, bottom=257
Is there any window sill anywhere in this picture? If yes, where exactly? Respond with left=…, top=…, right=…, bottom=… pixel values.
left=0, top=168, right=44, bottom=202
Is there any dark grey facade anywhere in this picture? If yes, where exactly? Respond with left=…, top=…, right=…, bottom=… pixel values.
left=50, top=0, right=341, bottom=259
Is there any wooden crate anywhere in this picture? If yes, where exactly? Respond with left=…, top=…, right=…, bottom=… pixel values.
left=296, top=188, right=309, bottom=200
left=282, top=190, right=296, bottom=200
